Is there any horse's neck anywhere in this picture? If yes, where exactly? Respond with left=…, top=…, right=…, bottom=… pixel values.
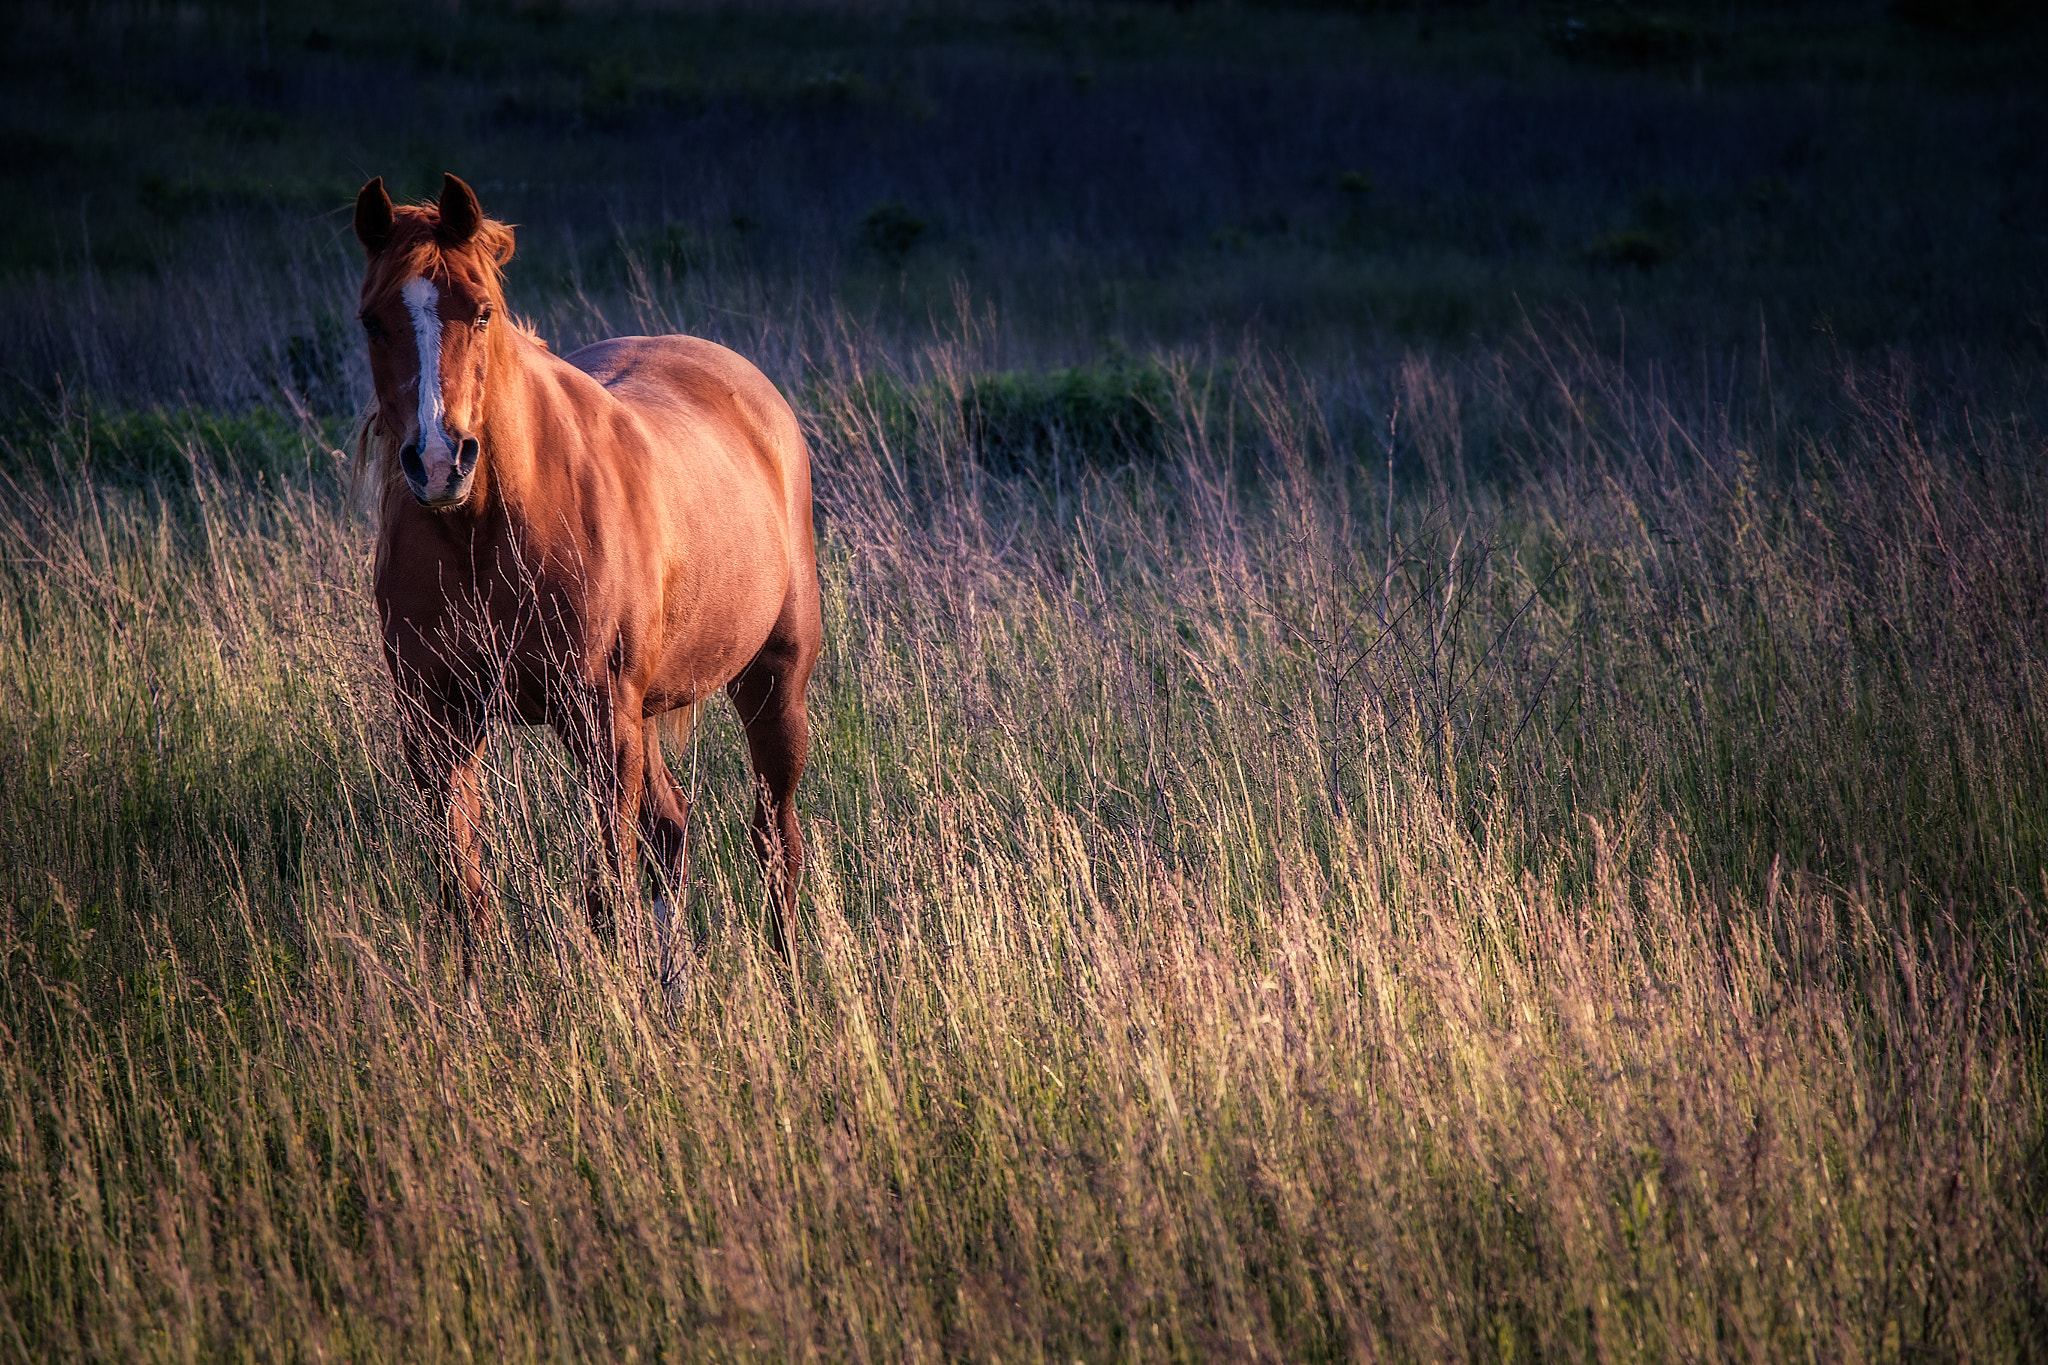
left=477, top=329, right=600, bottom=519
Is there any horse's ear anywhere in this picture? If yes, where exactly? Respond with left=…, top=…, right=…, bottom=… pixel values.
left=354, top=177, right=394, bottom=255
left=437, top=173, right=483, bottom=246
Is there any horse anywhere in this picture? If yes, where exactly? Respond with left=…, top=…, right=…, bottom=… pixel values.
left=352, top=172, right=821, bottom=978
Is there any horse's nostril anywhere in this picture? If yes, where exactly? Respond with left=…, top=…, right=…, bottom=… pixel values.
left=399, top=440, right=426, bottom=485
left=457, top=437, right=480, bottom=473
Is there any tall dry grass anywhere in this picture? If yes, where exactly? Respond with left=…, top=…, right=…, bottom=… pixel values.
left=0, top=329, right=2043, bottom=1360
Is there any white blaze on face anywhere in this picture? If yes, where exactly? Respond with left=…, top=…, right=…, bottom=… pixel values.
left=401, top=276, right=454, bottom=488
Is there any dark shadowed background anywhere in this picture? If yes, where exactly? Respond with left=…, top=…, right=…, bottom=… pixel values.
left=5, top=0, right=2045, bottom=417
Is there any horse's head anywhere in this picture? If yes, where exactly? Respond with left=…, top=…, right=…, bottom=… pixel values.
left=354, top=174, right=515, bottom=510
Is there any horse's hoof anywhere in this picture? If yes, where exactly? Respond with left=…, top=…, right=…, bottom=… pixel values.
left=656, top=948, right=692, bottom=1016
left=652, top=897, right=693, bottom=1015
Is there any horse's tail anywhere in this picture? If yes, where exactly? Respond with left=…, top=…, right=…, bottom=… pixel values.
left=646, top=701, right=700, bottom=775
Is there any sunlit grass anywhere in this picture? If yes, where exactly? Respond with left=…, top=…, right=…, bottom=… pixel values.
left=1, top=328, right=2041, bottom=1359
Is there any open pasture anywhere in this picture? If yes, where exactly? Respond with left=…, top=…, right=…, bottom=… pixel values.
left=2, top=2, right=2045, bottom=1359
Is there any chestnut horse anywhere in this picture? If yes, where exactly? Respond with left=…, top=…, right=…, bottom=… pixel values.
left=353, top=173, right=820, bottom=974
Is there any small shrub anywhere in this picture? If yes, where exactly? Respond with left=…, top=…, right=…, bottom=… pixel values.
left=960, top=353, right=1174, bottom=470
left=1889, top=0, right=2031, bottom=36
left=654, top=222, right=703, bottom=276
left=137, top=172, right=210, bottom=221
left=858, top=200, right=928, bottom=268
left=1587, top=226, right=1681, bottom=269
left=797, top=69, right=879, bottom=110
left=1741, top=174, right=1792, bottom=212
left=581, top=57, right=639, bottom=126
left=1589, top=186, right=1687, bottom=268
left=1367, top=281, right=1482, bottom=339
left=1546, top=7, right=1707, bottom=69
left=812, top=355, right=1186, bottom=474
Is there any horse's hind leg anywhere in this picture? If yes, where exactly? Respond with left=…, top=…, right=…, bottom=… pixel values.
left=552, top=687, right=647, bottom=943
left=727, top=623, right=819, bottom=964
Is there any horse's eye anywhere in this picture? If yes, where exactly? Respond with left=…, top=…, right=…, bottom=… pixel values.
left=361, top=314, right=385, bottom=339
left=474, top=305, right=493, bottom=329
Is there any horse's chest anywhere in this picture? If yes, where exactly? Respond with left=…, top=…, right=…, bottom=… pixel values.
left=379, top=539, right=603, bottom=696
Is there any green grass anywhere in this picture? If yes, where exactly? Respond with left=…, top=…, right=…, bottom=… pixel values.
left=1, top=332, right=2042, bottom=1359
left=0, top=400, right=347, bottom=485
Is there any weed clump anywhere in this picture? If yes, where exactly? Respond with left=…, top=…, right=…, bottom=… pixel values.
left=808, top=353, right=1181, bottom=474
left=858, top=200, right=928, bottom=268
left=961, top=352, right=1174, bottom=469
left=1546, top=6, right=1708, bottom=69
left=1588, top=186, right=1687, bottom=268
left=1587, top=225, right=1680, bottom=268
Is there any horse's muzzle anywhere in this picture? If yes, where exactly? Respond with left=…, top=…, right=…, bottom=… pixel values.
left=401, top=434, right=481, bottom=508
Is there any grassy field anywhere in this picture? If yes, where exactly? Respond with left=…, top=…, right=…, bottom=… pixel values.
left=3, top=1, right=2047, bottom=1360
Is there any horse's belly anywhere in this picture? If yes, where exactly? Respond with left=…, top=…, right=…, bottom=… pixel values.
left=635, top=495, right=793, bottom=705
left=643, top=594, right=784, bottom=710
left=503, top=667, right=553, bottom=724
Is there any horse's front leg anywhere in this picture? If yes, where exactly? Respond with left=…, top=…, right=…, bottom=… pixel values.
left=555, top=686, right=647, bottom=943
left=403, top=702, right=495, bottom=981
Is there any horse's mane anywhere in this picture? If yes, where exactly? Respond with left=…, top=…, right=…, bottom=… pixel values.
left=351, top=201, right=538, bottom=511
